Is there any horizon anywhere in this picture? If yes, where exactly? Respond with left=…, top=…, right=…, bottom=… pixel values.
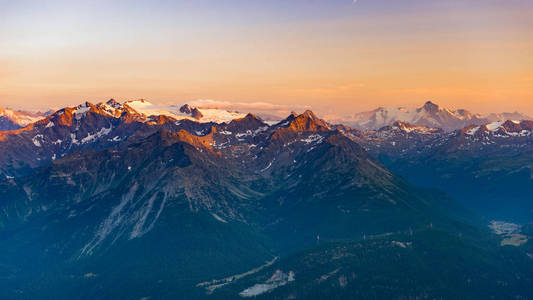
left=1, top=0, right=532, bottom=115
left=1, top=98, right=531, bottom=120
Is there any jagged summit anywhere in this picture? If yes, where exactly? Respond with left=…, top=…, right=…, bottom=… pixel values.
left=179, top=104, right=204, bottom=120
left=105, top=98, right=122, bottom=109
left=22, top=99, right=250, bottom=128
left=422, top=101, right=439, bottom=114
left=276, top=110, right=330, bottom=132
left=301, top=109, right=317, bottom=118
left=224, top=113, right=266, bottom=133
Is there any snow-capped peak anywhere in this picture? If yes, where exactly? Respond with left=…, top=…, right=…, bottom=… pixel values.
left=337, top=101, right=528, bottom=132
left=464, top=120, right=533, bottom=138
left=0, top=106, right=47, bottom=130
left=123, top=100, right=247, bottom=124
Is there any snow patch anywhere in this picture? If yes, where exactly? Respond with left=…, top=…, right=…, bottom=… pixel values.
left=466, top=126, right=480, bottom=135
left=239, top=270, right=295, bottom=297
left=489, top=221, right=521, bottom=235
left=392, top=241, right=411, bottom=248
left=197, top=108, right=247, bottom=123
left=197, top=257, right=279, bottom=294
left=301, top=134, right=324, bottom=145
left=81, top=126, right=112, bottom=144
left=260, top=160, right=274, bottom=172
left=70, top=133, right=79, bottom=145
left=211, top=213, right=228, bottom=223
left=32, top=134, right=44, bottom=147
left=74, top=104, right=90, bottom=120
left=317, top=269, right=340, bottom=283
left=486, top=121, right=504, bottom=131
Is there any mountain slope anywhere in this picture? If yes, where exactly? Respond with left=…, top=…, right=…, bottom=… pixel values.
left=212, top=229, right=533, bottom=299
left=358, top=120, right=533, bottom=222
left=0, top=130, right=276, bottom=299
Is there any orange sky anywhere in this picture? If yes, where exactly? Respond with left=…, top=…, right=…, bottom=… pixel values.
left=1, top=0, right=532, bottom=116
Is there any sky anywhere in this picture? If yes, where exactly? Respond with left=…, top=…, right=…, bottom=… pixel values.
left=1, top=0, right=532, bottom=117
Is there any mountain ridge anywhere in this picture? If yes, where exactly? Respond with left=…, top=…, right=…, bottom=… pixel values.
left=329, top=101, right=531, bottom=131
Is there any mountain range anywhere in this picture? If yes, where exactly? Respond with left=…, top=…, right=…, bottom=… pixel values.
left=329, top=101, right=531, bottom=131
left=345, top=119, right=533, bottom=223
left=0, top=99, right=532, bottom=298
left=0, top=107, right=50, bottom=131
left=4, top=100, right=530, bottom=133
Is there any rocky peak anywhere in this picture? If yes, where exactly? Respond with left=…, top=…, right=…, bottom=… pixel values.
left=462, top=119, right=533, bottom=138
left=106, top=99, right=122, bottom=109
left=269, top=111, right=331, bottom=145
left=501, top=120, right=523, bottom=132
left=179, top=104, right=193, bottom=114
left=225, top=113, right=266, bottom=132
left=179, top=104, right=204, bottom=120
left=190, top=108, right=203, bottom=120
left=422, top=101, right=439, bottom=114
left=301, top=110, right=318, bottom=119
left=454, top=109, right=472, bottom=119
left=284, top=110, right=330, bottom=132
left=497, top=120, right=533, bottom=134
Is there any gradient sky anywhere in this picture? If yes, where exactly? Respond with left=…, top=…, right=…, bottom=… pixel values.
left=1, top=0, right=532, bottom=116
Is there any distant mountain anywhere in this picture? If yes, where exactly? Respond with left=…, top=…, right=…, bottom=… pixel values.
left=0, top=107, right=47, bottom=131
left=486, top=112, right=532, bottom=123
left=355, top=120, right=533, bottom=222
left=333, top=101, right=531, bottom=131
